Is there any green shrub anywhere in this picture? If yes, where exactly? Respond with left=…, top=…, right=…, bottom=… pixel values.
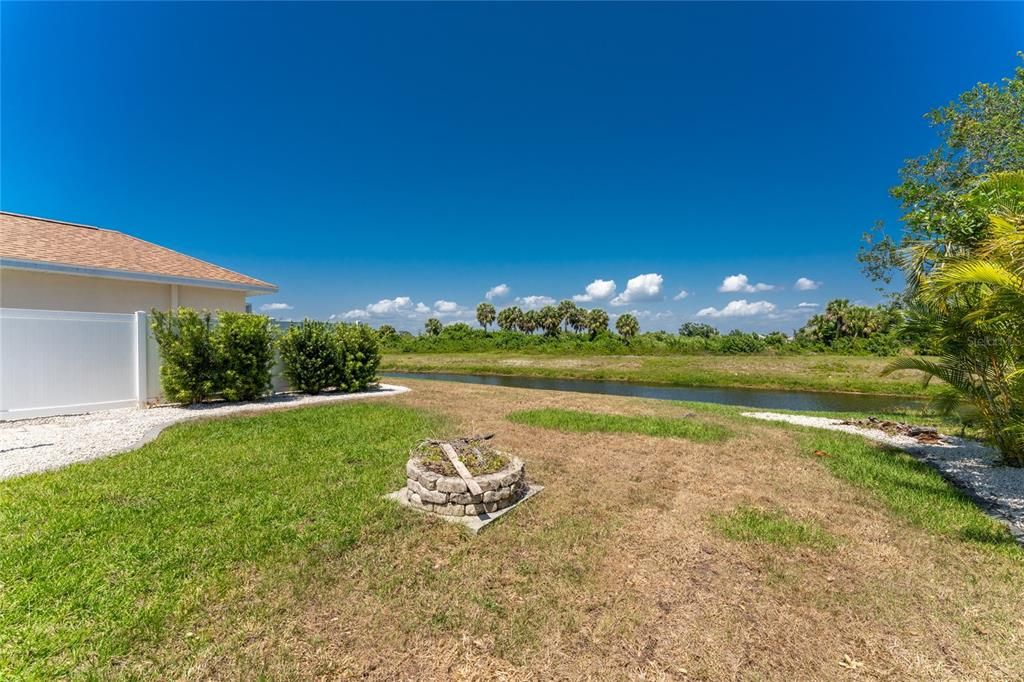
left=150, top=308, right=220, bottom=404
left=279, top=320, right=382, bottom=394
left=334, top=323, right=381, bottom=392
left=278, top=320, right=340, bottom=394
left=213, top=312, right=275, bottom=401
left=718, top=331, right=766, bottom=354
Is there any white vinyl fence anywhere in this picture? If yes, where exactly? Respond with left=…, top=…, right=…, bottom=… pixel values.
left=0, top=308, right=159, bottom=420
left=1, top=307, right=293, bottom=420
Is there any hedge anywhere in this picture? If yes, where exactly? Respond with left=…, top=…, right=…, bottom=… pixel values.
left=151, top=309, right=380, bottom=404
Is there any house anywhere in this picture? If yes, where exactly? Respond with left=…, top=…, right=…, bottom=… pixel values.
left=0, top=211, right=276, bottom=313
left=0, top=211, right=278, bottom=419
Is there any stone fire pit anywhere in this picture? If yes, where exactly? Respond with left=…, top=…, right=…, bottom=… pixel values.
left=388, top=434, right=542, bottom=532
left=406, top=455, right=528, bottom=516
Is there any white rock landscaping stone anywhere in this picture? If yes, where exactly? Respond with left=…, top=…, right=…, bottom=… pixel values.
left=0, top=384, right=411, bottom=481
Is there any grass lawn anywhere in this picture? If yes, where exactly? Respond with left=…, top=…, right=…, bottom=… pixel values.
left=381, top=352, right=937, bottom=396
left=0, top=402, right=442, bottom=679
left=2, top=379, right=1021, bottom=679
left=507, top=407, right=731, bottom=442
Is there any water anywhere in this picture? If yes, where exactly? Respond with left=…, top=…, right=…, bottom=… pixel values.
left=381, top=371, right=926, bottom=414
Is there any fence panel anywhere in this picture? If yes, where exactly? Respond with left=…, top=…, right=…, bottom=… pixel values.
left=0, top=308, right=143, bottom=420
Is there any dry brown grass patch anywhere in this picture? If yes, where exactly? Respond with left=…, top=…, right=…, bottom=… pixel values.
left=132, top=379, right=1023, bottom=679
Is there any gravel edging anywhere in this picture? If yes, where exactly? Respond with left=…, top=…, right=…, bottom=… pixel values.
left=742, top=411, right=1024, bottom=544
left=0, top=384, right=410, bottom=480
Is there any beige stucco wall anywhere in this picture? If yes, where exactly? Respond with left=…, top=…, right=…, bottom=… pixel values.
left=0, top=268, right=248, bottom=314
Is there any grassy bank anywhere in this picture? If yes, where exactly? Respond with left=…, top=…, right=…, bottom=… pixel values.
left=382, top=352, right=936, bottom=396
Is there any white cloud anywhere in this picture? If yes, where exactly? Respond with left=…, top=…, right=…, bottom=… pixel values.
left=797, top=302, right=820, bottom=309
left=366, top=296, right=412, bottom=315
left=415, top=302, right=430, bottom=314
left=343, top=296, right=433, bottom=320
left=259, top=302, right=293, bottom=312
left=485, top=283, right=510, bottom=300
left=614, top=309, right=674, bottom=321
left=696, top=299, right=777, bottom=318
left=341, top=309, right=370, bottom=319
left=572, top=278, right=617, bottom=302
left=718, top=274, right=775, bottom=293
left=434, top=300, right=459, bottom=313
left=610, top=273, right=664, bottom=306
left=673, top=290, right=690, bottom=301
left=794, top=277, right=821, bottom=291
left=515, top=295, right=556, bottom=310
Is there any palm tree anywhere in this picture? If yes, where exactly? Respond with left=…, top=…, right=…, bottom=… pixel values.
left=518, top=309, right=539, bottom=334
left=586, top=308, right=609, bottom=337
left=538, top=305, right=563, bottom=336
left=884, top=171, right=1024, bottom=465
left=615, top=313, right=640, bottom=342
left=497, top=306, right=522, bottom=332
left=567, top=306, right=588, bottom=333
left=424, top=318, right=442, bottom=337
left=557, top=299, right=576, bottom=332
left=476, top=302, right=496, bottom=331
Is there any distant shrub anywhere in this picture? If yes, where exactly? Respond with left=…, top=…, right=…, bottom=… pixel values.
left=213, top=312, right=275, bottom=401
left=151, top=308, right=221, bottom=404
left=679, top=322, right=720, bottom=338
left=279, top=320, right=340, bottom=394
left=718, top=331, right=766, bottom=354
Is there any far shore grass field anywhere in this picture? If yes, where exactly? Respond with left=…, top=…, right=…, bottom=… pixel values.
left=381, top=352, right=937, bottom=397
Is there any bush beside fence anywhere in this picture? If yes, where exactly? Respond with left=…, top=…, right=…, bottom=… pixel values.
left=151, top=309, right=382, bottom=404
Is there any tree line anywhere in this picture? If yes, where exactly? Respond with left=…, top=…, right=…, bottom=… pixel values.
left=370, top=296, right=915, bottom=356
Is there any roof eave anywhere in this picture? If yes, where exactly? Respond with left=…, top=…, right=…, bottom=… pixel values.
left=0, top=258, right=278, bottom=295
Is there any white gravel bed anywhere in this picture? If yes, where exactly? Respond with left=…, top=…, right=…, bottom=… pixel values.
left=743, top=411, right=1024, bottom=541
left=0, top=384, right=410, bottom=480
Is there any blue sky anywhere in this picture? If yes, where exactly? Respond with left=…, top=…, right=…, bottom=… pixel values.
left=3, top=2, right=1022, bottom=332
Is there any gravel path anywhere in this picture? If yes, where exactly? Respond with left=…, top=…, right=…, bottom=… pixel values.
left=743, top=411, right=1024, bottom=541
left=0, top=384, right=410, bottom=480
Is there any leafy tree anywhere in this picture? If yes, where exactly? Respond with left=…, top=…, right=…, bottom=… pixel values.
left=557, top=299, right=577, bottom=332
left=537, top=305, right=563, bottom=336
left=476, top=302, right=496, bottom=330
left=586, top=308, right=609, bottom=336
left=376, top=324, right=397, bottom=341
left=860, top=53, right=1024, bottom=285
left=885, top=172, right=1024, bottom=464
left=497, top=305, right=522, bottom=332
left=424, top=318, right=442, bottom=336
left=679, top=322, right=719, bottom=338
left=615, top=313, right=640, bottom=341
left=518, top=309, right=539, bottom=334
left=441, top=322, right=474, bottom=338
left=797, top=299, right=901, bottom=347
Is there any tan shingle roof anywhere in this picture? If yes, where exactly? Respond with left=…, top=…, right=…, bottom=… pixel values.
left=0, top=212, right=276, bottom=292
